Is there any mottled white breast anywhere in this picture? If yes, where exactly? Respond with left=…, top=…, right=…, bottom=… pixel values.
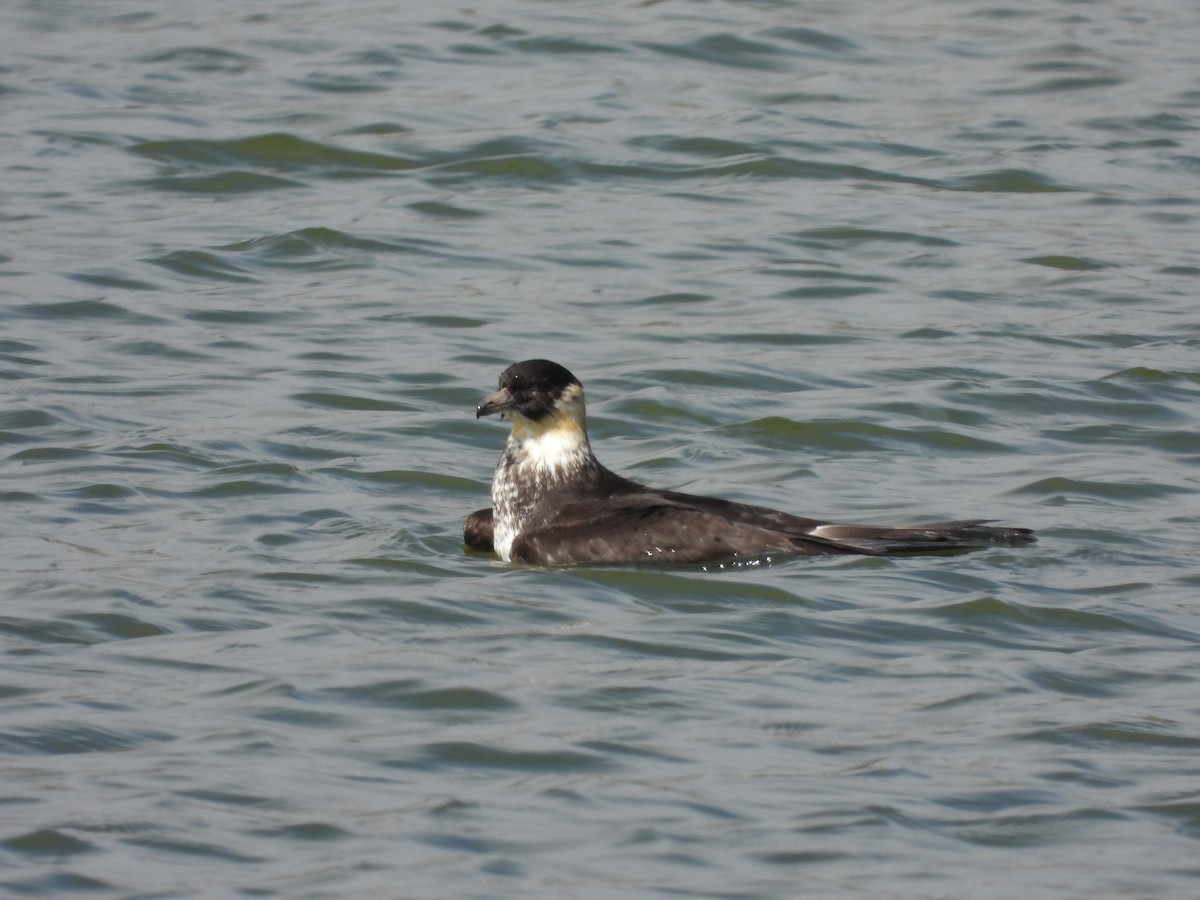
left=490, top=464, right=524, bottom=562
left=491, top=404, right=595, bottom=562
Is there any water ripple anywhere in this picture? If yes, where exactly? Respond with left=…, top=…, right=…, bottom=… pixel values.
left=3, top=0, right=1199, bottom=896
left=130, top=132, right=425, bottom=175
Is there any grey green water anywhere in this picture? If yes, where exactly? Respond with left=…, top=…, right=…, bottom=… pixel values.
left=3, top=0, right=1199, bottom=896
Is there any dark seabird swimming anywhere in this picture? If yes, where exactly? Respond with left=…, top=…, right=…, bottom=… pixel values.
left=464, top=359, right=1035, bottom=566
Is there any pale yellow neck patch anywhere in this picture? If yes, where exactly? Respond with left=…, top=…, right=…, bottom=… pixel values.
left=506, top=395, right=592, bottom=477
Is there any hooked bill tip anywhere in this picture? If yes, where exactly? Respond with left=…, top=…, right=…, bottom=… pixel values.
left=476, top=387, right=512, bottom=420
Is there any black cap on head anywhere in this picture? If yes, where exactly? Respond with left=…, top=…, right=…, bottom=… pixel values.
left=500, top=359, right=579, bottom=393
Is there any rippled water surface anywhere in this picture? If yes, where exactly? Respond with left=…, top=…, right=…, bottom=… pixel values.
left=3, top=0, right=1200, bottom=896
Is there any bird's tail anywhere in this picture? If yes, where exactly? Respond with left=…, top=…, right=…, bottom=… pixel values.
left=809, top=520, right=1036, bottom=555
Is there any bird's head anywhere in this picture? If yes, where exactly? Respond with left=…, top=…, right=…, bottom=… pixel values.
left=478, top=359, right=584, bottom=423
left=477, top=359, right=588, bottom=448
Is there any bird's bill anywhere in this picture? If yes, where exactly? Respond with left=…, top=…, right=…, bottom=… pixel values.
left=476, top=386, right=516, bottom=419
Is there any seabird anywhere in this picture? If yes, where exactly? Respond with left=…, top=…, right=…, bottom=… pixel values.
left=464, top=359, right=1035, bottom=565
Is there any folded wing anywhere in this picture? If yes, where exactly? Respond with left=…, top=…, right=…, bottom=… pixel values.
left=463, top=507, right=494, bottom=552
left=507, top=489, right=1033, bottom=565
